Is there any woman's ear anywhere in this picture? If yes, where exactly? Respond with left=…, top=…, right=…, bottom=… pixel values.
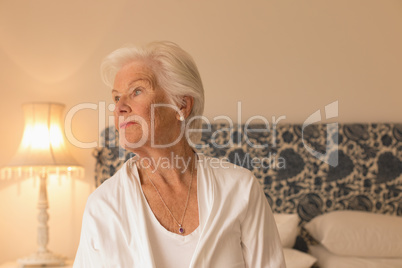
left=176, top=96, right=194, bottom=121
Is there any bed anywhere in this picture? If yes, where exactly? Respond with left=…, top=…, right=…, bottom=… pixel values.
left=94, top=123, right=402, bottom=268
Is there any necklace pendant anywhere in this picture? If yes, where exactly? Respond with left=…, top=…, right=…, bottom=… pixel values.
left=179, top=226, right=184, bottom=234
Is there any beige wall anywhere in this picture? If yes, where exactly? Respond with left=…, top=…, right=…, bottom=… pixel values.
left=0, top=0, right=401, bottom=263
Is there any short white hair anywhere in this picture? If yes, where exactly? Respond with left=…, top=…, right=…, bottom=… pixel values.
left=101, top=41, right=205, bottom=142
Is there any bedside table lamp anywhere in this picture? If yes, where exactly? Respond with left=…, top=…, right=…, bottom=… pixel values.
left=4, top=102, right=82, bottom=267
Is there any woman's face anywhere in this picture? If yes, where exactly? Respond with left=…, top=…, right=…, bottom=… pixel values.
left=112, top=61, right=180, bottom=151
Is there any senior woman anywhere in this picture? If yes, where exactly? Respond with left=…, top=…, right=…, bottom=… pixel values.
left=74, top=41, right=285, bottom=268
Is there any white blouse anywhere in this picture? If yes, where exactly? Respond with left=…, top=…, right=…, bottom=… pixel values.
left=73, top=154, right=285, bottom=268
left=140, top=167, right=200, bottom=268
left=148, top=222, right=200, bottom=268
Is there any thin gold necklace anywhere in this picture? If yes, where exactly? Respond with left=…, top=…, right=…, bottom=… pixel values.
left=144, top=155, right=195, bottom=234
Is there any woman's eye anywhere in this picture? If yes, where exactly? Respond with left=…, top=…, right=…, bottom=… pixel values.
left=114, top=96, right=120, bottom=103
left=134, top=89, right=142, bottom=96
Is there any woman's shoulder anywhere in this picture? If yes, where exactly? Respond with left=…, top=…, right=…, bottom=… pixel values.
left=86, top=160, right=135, bottom=208
left=197, top=154, right=256, bottom=190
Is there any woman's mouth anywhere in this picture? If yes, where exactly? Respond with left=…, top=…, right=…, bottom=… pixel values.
left=120, top=121, right=137, bottom=129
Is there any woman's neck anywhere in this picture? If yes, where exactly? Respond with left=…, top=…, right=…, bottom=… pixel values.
left=132, top=139, right=196, bottom=185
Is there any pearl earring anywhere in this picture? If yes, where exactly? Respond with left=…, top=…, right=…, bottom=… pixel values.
left=179, top=115, right=185, bottom=121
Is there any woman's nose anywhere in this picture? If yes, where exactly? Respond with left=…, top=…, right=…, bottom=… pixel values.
left=114, top=95, right=131, bottom=115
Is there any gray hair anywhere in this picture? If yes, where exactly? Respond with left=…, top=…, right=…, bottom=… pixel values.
left=101, top=41, right=205, bottom=142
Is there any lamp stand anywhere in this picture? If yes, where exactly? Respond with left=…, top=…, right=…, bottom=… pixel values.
left=18, top=172, right=65, bottom=267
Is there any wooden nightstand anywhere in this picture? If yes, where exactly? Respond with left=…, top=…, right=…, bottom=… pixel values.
left=0, top=260, right=73, bottom=268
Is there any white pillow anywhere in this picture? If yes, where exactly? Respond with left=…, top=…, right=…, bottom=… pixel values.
left=283, top=248, right=317, bottom=268
left=309, top=244, right=402, bottom=268
left=304, top=210, right=402, bottom=258
left=273, top=213, right=299, bottom=248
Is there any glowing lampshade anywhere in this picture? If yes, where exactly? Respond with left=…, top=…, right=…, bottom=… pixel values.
left=8, top=102, right=80, bottom=171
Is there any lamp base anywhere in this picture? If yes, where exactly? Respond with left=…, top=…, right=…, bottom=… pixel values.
left=17, top=251, right=65, bottom=267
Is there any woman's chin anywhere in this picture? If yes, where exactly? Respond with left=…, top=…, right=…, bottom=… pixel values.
left=119, top=136, right=147, bottom=150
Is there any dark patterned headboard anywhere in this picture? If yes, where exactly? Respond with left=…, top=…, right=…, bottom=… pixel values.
left=94, top=123, right=402, bottom=247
